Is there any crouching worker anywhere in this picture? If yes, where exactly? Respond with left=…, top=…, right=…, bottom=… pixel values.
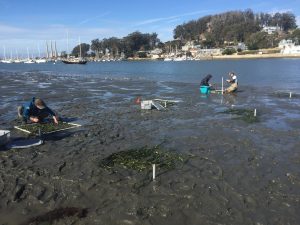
left=18, top=97, right=59, bottom=124
left=225, top=72, right=238, bottom=93
left=200, top=74, right=213, bottom=87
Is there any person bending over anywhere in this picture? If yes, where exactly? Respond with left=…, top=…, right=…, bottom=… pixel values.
left=200, top=74, right=213, bottom=87
left=18, top=97, right=59, bottom=124
left=225, top=72, right=238, bottom=93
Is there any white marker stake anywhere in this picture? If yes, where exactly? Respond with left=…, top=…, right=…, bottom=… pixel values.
left=221, top=77, right=224, bottom=95
left=254, top=109, right=257, bottom=117
left=152, top=164, right=156, bottom=180
left=289, top=92, right=292, bottom=98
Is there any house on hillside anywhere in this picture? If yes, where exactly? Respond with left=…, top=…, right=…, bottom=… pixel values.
left=196, top=48, right=222, bottom=56
left=279, top=39, right=300, bottom=54
left=262, top=25, right=281, bottom=34
left=149, top=48, right=163, bottom=59
left=224, top=42, right=247, bottom=51
left=182, top=41, right=197, bottom=51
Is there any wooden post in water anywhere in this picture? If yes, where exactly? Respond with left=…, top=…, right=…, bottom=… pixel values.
left=152, top=164, right=156, bottom=180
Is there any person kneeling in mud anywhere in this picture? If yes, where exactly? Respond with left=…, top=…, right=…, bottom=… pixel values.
left=225, top=72, right=238, bottom=93
left=18, top=97, right=59, bottom=124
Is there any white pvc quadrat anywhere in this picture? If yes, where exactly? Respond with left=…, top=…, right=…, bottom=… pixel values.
left=14, top=122, right=81, bottom=134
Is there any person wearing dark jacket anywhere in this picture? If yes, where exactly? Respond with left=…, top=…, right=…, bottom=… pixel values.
left=17, top=97, right=59, bottom=124
left=200, top=74, right=213, bottom=86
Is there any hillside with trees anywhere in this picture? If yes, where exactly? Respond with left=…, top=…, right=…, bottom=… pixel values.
left=173, top=9, right=297, bottom=49
left=90, top=32, right=161, bottom=58
left=69, top=9, right=299, bottom=58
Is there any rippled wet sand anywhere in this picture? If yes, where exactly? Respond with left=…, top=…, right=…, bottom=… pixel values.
left=0, top=71, right=300, bottom=225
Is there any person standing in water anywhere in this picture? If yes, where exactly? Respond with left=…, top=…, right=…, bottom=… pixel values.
left=225, top=72, right=238, bottom=93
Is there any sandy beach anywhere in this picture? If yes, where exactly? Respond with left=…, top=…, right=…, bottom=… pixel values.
left=0, top=71, right=300, bottom=225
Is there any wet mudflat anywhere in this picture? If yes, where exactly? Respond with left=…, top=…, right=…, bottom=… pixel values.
left=0, top=71, right=300, bottom=225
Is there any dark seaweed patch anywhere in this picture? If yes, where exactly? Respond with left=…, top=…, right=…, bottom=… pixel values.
left=22, top=207, right=88, bottom=225
left=222, top=108, right=259, bottom=123
left=99, top=146, right=187, bottom=172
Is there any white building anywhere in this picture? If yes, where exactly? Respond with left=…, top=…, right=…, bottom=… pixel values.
left=279, top=39, right=300, bottom=54
left=197, top=48, right=222, bottom=56
left=150, top=48, right=163, bottom=55
left=182, top=41, right=198, bottom=51
left=262, top=25, right=281, bottom=34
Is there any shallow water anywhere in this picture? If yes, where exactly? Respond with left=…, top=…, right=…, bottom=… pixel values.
left=1, top=58, right=300, bottom=90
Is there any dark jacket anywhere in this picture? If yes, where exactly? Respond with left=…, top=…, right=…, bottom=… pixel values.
left=200, top=74, right=212, bottom=86
left=22, top=97, right=55, bottom=122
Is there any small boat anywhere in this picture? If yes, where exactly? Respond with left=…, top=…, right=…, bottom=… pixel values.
left=164, top=57, right=173, bottom=61
left=24, top=59, right=35, bottom=64
left=1, top=59, right=13, bottom=63
left=62, top=58, right=87, bottom=64
left=35, top=58, right=47, bottom=63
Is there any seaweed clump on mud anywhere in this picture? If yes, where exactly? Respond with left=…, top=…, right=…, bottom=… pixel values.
left=16, top=122, right=77, bottom=135
left=222, top=108, right=259, bottom=123
left=99, top=146, right=188, bottom=172
left=21, top=207, right=88, bottom=225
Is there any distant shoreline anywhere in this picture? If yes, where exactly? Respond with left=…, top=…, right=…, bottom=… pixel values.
left=126, top=53, right=300, bottom=61
left=211, top=53, right=300, bottom=60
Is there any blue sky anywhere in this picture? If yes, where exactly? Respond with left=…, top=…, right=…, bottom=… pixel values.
left=0, top=0, right=300, bottom=57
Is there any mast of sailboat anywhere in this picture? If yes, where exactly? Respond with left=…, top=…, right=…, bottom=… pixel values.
left=79, top=37, right=82, bottom=59
left=27, top=47, right=30, bottom=60
left=67, top=30, right=69, bottom=58
left=3, top=46, right=6, bottom=60
left=38, top=44, right=41, bottom=58
left=16, top=49, right=18, bottom=60
left=46, top=41, right=49, bottom=59
left=50, top=41, right=54, bottom=58
left=54, top=41, right=58, bottom=58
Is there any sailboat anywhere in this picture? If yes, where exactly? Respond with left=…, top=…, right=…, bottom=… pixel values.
left=35, top=44, right=47, bottom=63
left=1, top=46, right=13, bottom=63
left=14, top=49, right=22, bottom=63
left=24, top=48, right=35, bottom=64
left=62, top=37, right=87, bottom=64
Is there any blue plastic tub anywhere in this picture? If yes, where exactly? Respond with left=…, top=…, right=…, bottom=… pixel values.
left=200, top=86, right=211, bottom=94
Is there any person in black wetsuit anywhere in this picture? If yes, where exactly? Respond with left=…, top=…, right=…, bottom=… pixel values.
left=200, top=74, right=213, bottom=87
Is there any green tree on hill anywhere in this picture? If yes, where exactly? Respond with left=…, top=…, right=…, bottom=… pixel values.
left=71, top=43, right=90, bottom=57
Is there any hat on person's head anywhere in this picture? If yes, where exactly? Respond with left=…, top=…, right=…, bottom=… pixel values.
left=34, top=98, right=46, bottom=109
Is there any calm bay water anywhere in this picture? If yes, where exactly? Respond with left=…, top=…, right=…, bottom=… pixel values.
left=1, top=58, right=300, bottom=91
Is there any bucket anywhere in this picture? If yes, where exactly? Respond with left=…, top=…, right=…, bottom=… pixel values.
left=200, top=86, right=211, bottom=94
left=0, top=130, right=10, bottom=146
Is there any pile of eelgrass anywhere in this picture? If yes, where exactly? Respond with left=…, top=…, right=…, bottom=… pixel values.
left=100, top=146, right=187, bottom=172
left=222, top=108, right=259, bottom=123
left=18, top=122, right=75, bottom=134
